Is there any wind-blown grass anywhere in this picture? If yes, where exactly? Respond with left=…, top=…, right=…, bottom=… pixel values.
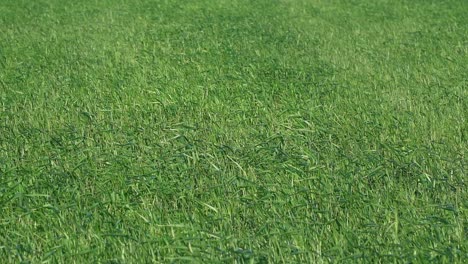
left=0, top=0, right=466, bottom=262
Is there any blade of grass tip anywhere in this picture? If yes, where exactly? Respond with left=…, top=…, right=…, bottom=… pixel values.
left=227, top=155, right=247, bottom=177
left=195, top=200, right=218, bottom=213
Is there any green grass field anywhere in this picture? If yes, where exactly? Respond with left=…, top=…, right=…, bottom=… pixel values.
left=0, top=0, right=466, bottom=262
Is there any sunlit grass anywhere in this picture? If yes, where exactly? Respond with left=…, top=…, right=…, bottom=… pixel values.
left=0, top=0, right=466, bottom=262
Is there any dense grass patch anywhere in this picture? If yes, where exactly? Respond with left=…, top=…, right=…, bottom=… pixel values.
left=0, top=0, right=466, bottom=262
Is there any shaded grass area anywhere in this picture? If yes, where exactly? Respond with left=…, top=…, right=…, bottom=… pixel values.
left=0, top=0, right=466, bottom=262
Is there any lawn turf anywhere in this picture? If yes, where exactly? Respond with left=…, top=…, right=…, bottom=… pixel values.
left=0, top=0, right=466, bottom=262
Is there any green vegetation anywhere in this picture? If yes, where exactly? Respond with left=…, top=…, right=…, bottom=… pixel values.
left=0, top=0, right=466, bottom=262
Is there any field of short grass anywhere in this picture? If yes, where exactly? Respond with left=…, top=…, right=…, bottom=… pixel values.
left=0, top=0, right=466, bottom=262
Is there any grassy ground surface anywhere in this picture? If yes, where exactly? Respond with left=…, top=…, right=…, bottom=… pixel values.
left=0, top=0, right=466, bottom=262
